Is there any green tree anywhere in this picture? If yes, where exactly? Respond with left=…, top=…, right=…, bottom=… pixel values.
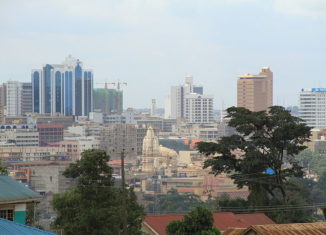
left=52, top=149, right=145, bottom=235
left=166, top=206, right=221, bottom=235
left=148, top=189, right=204, bottom=214
left=295, top=150, right=326, bottom=176
left=0, top=162, right=8, bottom=175
left=198, top=106, right=311, bottom=203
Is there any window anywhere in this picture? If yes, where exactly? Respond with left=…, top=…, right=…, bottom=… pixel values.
left=0, top=209, right=14, bottom=221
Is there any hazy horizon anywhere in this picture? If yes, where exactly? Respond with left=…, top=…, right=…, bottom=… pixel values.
left=1, top=0, right=325, bottom=109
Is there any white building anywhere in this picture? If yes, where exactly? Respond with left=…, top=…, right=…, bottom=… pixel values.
left=169, top=76, right=213, bottom=123
left=299, top=88, right=326, bottom=129
left=6, top=81, right=32, bottom=116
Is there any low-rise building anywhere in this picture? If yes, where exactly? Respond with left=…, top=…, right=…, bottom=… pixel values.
left=0, top=175, right=41, bottom=224
left=142, top=212, right=274, bottom=235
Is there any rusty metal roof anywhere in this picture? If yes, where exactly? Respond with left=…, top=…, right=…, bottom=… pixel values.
left=223, top=222, right=326, bottom=235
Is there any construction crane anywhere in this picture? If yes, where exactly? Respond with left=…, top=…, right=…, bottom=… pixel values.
left=96, top=81, right=127, bottom=90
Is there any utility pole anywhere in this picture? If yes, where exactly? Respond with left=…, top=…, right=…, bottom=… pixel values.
left=106, top=124, right=135, bottom=235
left=121, top=149, right=128, bottom=235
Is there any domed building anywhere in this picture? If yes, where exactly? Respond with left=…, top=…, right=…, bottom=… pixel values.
left=139, top=127, right=178, bottom=175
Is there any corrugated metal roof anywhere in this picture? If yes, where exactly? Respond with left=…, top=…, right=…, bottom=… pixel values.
left=222, top=228, right=246, bottom=235
left=247, top=222, right=326, bottom=235
left=0, top=175, right=40, bottom=203
left=0, top=218, right=56, bottom=235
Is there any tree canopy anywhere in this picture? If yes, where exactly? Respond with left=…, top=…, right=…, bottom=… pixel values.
left=166, top=206, right=221, bottom=235
left=52, top=149, right=145, bottom=235
left=198, top=106, right=311, bottom=202
left=0, top=162, right=8, bottom=175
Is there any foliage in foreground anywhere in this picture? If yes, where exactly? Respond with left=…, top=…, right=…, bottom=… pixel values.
left=166, top=206, right=221, bottom=235
left=52, top=149, right=145, bottom=235
left=198, top=106, right=311, bottom=203
left=0, top=162, right=8, bottom=175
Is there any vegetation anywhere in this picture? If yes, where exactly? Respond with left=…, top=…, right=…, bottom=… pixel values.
left=0, top=162, right=8, bottom=175
left=196, top=106, right=325, bottom=223
left=198, top=106, right=311, bottom=203
left=166, top=206, right=221, bottom=235
left=147, top=189, right=206, bottom=214
left=295, top=149, right=326, bottom=176
left=52, top=149, right=145, bottom=235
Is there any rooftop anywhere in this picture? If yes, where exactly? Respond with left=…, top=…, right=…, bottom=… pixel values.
left=0, top=175, right=41, bottom=204
left=144, top=212, right=275, bottom=235
left=223, top=222, right=326, bottom=235
left=0, top=218, right=56, bottom=235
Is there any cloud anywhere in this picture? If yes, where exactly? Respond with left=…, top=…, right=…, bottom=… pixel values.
left=274, top=0, right=326, bottom=19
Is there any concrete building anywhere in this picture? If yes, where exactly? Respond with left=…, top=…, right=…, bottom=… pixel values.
left=169, top=76, right=213, bottom=123
left=0, top=84, right=6, bottom=117
left=100, top=124, right=137, bottom=160
left=299, top=88, right=326, bottom=129
left=32, top=55, right=93, bottom=116
left=184, top=93, right=214, bottom=124
left=237, top=67, right=273, bottom=112
left=5, top=81, right=32, bottom=116
left=30, top=165, right=75, bottom=195
left=93, top=88, right=123, bottom=114
left=0, top=124, right=39, bottom=147
left=37, top=124, right=64, bottom=147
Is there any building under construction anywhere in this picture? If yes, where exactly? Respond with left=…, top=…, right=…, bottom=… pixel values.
left=93, top=88, right=123, bottom=114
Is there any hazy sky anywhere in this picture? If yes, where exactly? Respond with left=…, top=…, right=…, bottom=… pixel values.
left=0, top=0, right=325, bottom=109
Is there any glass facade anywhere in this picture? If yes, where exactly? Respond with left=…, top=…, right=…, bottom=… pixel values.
left=55, top=71, right=62, bottom=113
left=32, top=57, right=93, bottom=116
left=32, top=71, right=40, bottom=113
left=64, top=71, right=73, bottom=116
left=43, top=64, right=53, bottom=113
left=84, top=71, right=93, bottom=115
left=75, top=63, right=82, bottom=116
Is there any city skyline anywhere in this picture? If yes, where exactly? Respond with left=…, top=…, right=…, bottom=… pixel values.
left=1, top=0, right=325, bottom=109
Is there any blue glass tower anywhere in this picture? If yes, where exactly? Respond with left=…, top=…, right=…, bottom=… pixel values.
left=31, top=56, right=93, bottom=116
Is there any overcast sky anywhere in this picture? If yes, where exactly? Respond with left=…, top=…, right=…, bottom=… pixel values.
left=0, top=0, right=325, bottom=109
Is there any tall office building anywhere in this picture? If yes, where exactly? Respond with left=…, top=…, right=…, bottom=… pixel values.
left=93, top=88, right=123, bottom=114
left=6, top=81, right=32, bottom=116
left=237, top=67, right=273, bottom=112
left=169, top=76, right=213, bottom=123
left=0, top=85, right=6, bottom=117
left=32, top=55, right=93, bottom=116
left=299, top=88, right=326, bottom=129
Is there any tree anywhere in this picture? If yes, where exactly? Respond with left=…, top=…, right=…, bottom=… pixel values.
left=148, top=189, right=204, bottom=214
left=0, top=162, right=8, bottom=175
left=198, top=106, right=311, bottom=203
left=52, top=149, right=145, bottom=235
left=166, top=206, right=221, bottom=235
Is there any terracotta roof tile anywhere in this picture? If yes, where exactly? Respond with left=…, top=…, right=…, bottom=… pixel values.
left=144, top=212, right=275, bottom=235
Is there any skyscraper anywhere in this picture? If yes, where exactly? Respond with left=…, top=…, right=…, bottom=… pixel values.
left=32, top=55, right=93, bottom=116
left=169, top=76, right=213, bottom=123
left=6, top=81, right=32, bottom=116
left=237, top=67, right=273, bottom=112
left=299, top=88, right=326, bottom=129
left=93, top=88, right=123, bottom=114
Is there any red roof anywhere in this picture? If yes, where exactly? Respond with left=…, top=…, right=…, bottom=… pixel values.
left=144, top=212, right=275, bottom=235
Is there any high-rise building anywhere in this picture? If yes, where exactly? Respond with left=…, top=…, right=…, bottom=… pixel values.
left=0, top=84, right=6, bottom=117
left=151, top=99, right=156, bottom=117
left=93, top=88, right=123, bottom=114
left=169, top=76, right=213, bottom=123
left=237, top=67, right=273, bottom=112
left=299, top=88, right=326, bottom=129
left=32, top=55, right=93, bottom=116
left=5, top=81, right=32, bottom=116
